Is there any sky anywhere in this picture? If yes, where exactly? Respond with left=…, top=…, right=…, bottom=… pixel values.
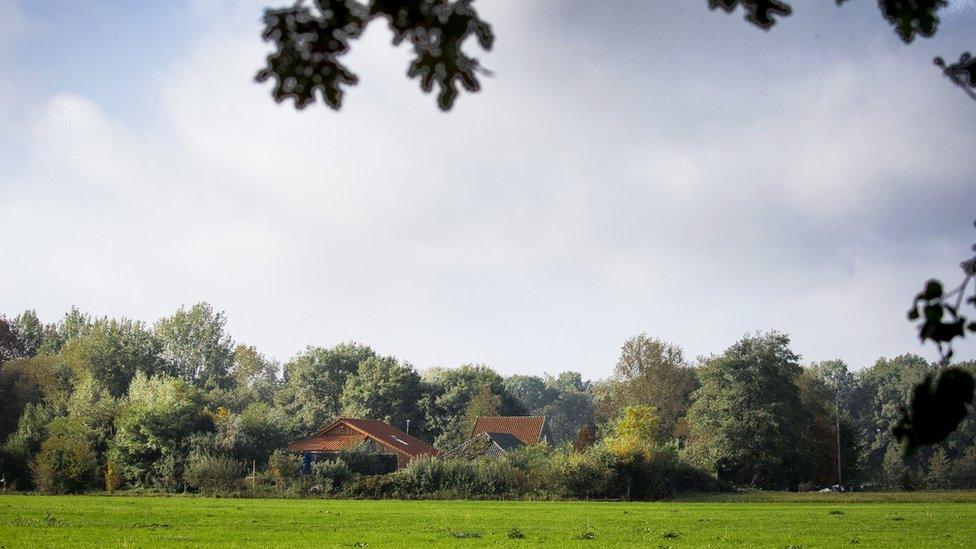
left=1, top=0, right=975, bottom=379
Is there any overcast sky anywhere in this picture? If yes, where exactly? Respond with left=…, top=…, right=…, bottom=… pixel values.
left=1, top=0, right=975, bottom=379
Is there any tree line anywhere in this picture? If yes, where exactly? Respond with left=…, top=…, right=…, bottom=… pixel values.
left=1, top=303, right=974, bottom=495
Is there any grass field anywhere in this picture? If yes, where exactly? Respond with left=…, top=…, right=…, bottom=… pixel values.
left=1, top=493, right=975, bottom=547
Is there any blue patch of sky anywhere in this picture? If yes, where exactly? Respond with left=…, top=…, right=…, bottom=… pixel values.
left=9, top=1, right=200, bottom=132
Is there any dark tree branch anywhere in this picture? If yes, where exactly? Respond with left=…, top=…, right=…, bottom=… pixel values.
left=935, top=52, right=976, bottom=102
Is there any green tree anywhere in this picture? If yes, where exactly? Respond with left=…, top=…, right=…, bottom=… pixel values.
left=505, top=372, right=596, bottom=444
left=950, top=447, right=976, bottom=489
left=544, top=373, right=594, bottom=443
left=854, top=354, right=931, bottom=476
left=685, top=332, right=807, bottom=488
left=278, top=342, right=374, bottom=431
left=60, top=317, right=163, bottom=397
left=154, top=303, right=235, bottom=389
left=882, top=444, right=914, bottom=490
left=599, top=335, right=698, bottom=442
left=31, top=416, right=98, bottom=494
left=37, top=307, right=93, bottom=355
left=231, top=345, right=279, bottom=404
left=11, top=310, right=45, bottom=358
left=503, top=375, right=555, bottom=412
left=461, top=384, right=501, bottom=437
left=211, top=402, right=291, bottom=466
left=0, top=355, right=73, bottom=442
left=1, top=403, right=57, bottom=490
left=0, top=315, right=25, bottom=361
left=113, top=373, right=207, bottom=486
left=340, top=355, right=423, bottom=431
left=926, top=447, right=952, bottom=489
left=420, top=364, right=524, bottom=449
left=65, top=376, right=120, bottom=467
left=797, top=366, right=861, bottom=485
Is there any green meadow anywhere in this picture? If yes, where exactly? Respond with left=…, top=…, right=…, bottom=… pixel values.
left=2, top=493, right=975, bottom=548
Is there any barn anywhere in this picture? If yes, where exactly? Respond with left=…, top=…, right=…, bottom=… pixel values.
left=287, top=418, right=438, bottom=470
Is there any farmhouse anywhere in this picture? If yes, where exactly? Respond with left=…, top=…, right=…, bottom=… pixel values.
left=287, top=417, right=438, bottom=469
left=450, top=415, right=553, bottom=458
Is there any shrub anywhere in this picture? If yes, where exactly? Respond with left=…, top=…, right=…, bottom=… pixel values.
left=152, top=454, right=186, bottom=493
left=183, top=453, right=243, bottom=495
left=505, top=443, right=553, bottom=493
left=338, top=444, right=398, bottom=475
left=311, top=459, right=353, bottom=494
left=544, top=447, right=617, bottom=499
left=627, top=445, right=726, bottom=499
left=390, top=457, right=522, bottom=499
left=268, top=449, right=301, bottom=489
left=343, top=473, right=399, bottom=499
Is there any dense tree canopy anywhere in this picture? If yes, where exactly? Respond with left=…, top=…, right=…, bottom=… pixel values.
left=341, top=355, right=424, bottom=431
left=686, top=332, right=808, bottom=488
left=2, top=304, right=974, bottom=494
left=279, top=342, right=374, bottom=430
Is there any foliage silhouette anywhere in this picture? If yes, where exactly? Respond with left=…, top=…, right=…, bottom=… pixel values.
left=258, top=1, right=974, bottom=110
left=900, top=222, right=976, bottom=454
left=256, top=0, right=493, bottom=110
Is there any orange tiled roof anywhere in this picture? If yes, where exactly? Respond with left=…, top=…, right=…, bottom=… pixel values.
left=288, top=433, right=366, bottom=453
left=288, top=418, right=438, bottom=458
left=471, top=416, right=546, bottom=445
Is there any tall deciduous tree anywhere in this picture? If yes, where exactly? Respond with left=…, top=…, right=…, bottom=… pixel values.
left=503, top=375, right=555, bottom=412
left=685, top=332, right=807, bottom=489
left=12, top=310, right=45, bottom=358
left=0, top=315, right=23, bottom=362
left=278, top=342, right=375, bottom=431
left=37, top=307, right=93, bottom=355
left=599, top=335, right=698, bottom=443
left=153, top=303, right=235, bottom=389
left=60, top=318, right=163, bottom=398
left=853, top=354, right=931, bottom=471
left=341, top=355, right=423, bottom=432
left=231, top=345, right=280, bottom=404
left=797, top=366, right=861, bottom=485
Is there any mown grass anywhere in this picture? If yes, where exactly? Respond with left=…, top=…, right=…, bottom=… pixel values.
left=668, top=490, right=976, bottom=503
left=0, top=493, right=974, bottom=547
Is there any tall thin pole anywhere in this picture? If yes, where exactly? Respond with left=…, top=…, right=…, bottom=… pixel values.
left=835, top=382, right=842, bottom=488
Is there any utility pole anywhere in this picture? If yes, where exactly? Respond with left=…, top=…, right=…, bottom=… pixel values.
left=406, top=419, right=411, bottom=436
left=835, top=381, right=843, bottom=489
